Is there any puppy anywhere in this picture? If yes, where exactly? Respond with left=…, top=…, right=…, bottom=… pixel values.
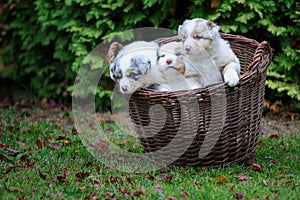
left=110, top=41, right=164, bottom=94
left=157, top=42, right=198, bottom=91
left=178, top=18, right=240, bottom=87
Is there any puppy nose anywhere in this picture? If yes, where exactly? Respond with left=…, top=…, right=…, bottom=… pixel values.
left=185, top=45, right=191, bottom=52
left=166, top=59, right=172, bottom=65
left=121, top=86, right=128, bottom=93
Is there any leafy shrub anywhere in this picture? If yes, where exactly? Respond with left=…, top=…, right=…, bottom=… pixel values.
left=0, top=0, right=299, bottom=110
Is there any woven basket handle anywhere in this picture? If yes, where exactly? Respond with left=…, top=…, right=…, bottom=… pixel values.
left=248, top=41, right=273, bottom=73
left=107, top=42, right=123, bottom=64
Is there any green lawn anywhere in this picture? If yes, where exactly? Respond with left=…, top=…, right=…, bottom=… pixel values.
left=0, top=107, right=299, bottom=199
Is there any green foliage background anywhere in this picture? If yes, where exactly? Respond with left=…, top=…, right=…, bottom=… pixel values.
left=0, top=0, right=299, bottom=110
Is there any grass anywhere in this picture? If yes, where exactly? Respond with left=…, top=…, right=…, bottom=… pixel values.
left=0, top=107, right=299, bottom=199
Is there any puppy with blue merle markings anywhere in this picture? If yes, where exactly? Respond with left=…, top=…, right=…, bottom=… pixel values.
left=178, top=18, right=240, bottom=87
left=110, top=41, right=165, bottom=94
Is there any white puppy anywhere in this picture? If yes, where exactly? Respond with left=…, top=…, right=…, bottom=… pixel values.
left=110, top=41, right=164, bottom=94
left=178, top=18, right=240, bottom=87
left=157, top=42, right=199, bottom=91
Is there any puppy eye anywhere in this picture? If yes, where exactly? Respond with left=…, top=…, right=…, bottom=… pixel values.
left=175, top=53, right=181, bottom=57
left=127, top=72, right=139, bottom=81
left=194, top=35, right=203, bottom=40
left=158, top=54, right=165, bottom=59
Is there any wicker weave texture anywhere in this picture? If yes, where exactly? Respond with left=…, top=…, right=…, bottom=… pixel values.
left=109, top=33, right=273, bottom=166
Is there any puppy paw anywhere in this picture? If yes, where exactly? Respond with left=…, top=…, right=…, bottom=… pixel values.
left=224, top=71, right=239, bottom=87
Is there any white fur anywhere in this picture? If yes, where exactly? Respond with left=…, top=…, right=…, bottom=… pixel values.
left=178, top=18, right=240, bottom=87
left=157, top=42, right=194, bottom=91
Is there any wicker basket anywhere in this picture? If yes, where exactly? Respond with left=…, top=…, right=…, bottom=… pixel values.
left=108, top=33, right=273, bottom=167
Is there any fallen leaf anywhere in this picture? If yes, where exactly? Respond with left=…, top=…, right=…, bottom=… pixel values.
left=90, top=178, right=101, bottom=184
left=133, top=191, right=143, bottom=197
left=72, top=128, right=77, bottom=135
left=64, top=170, right=69, bottom=176
left=103, top=191, right=114, bottom=198
left=180, top=189, right=189, bottom=198
left=270, top=159, right=277, bottom=164
left=39, top=171, right=48, bottom=180
left=279, top=141, right=285, bottom=146
left=239, top=174, right=249, bottom=182
left=17, top=141, right=26, bottom=147
left=165, top=197, right=177, bottom=200
left=7, top=148, right=22, bottom=155
left=154, top=184, right=162, bottom=194
left=27, top=162, right=35, bottom=168
left=218, top=175, right=228, bottom=183
left=156, top=173, right=168, bottom=180
left=64, top=140, right=71, bottom=145
left=264, top=181, right=272, bottom=186
left=35, top=140, right=43, bottom=148
left=109, top=176, right=118, bottom=183
left=141, top=186, right=146, bottom=194
left=48, top=182, right=56, bottom=188
left=78, top=186, right=87, bottom=192
left=268, top=134, right=279, bottom=139
left=121, top=176, right=134, bottom=184
left=75, top=171, right=91, bottom=182
left=198, top=171, right=204, bottom=176
left=0, top=143, right=7, bottom=148
left=44, top=136, right=55, bottom=143
left=147, top=175, right=155, bottom=180
left=234, top=192, right=244, bottom=199
left=278, top=172, right=285, bottom=179
left=229, top=183, right=235, bottom=192
left=4, top=166, right=14, bottom=174
left=56, top=175, right=68, bottom=183
left=252, top=164, right=263, bottom=173
left=166, top=175, right=173, bottom=181
left=271, top=190, right=279, bottom=194
left=119, top=188, right=130, bottom=198
left=96, top=139, right=109, bottom=152
left=45, top=142, right=60, bottom=149
left=94, top=183, right=101, bottom=190
left=285, top=180, right=293, bottom=185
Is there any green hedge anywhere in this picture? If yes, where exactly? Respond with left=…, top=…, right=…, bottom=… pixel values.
left=0, top=0, right=299, bottom=110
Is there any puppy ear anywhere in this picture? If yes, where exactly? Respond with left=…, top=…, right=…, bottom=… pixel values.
left=131, top=56, right=151, bottom=75
left=182, top=19, right=190, bottom=25
left=109, top=63, right=115, bottom=80
left=178, top=25, right=183, bottom=34
left=207, top=20, right=220, bottom=39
